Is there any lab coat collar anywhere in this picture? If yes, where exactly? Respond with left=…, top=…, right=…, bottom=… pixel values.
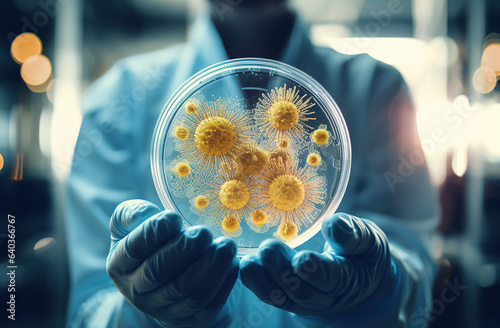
left=167, top=13, right=316, bottom=105
left=280, top=14, right=314, bottom=66
left=186, top=12, right=315, bottom=71
left=188, top=14, right=229, bottom=70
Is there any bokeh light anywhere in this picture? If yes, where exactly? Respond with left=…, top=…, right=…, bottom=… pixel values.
left=477, top=264, right=498, bottom=288
left=21, top=54, right=52, bottom=86
left=472, top=66, right=497, bottom=94
left=12, top=153, right=23, bottom=181
left=46, top=79, right=56, bottom=103
left=34, top=237, right=56, bottom=251
left=484, top=33, right=500, bottom=49
left=452, top=145, right=468, bottom=177
left=482, top=43, right=500, bottom=76
left=27, top=77, right=54, bottom=93
left=479, top=104, right=500, bottom=157
left=0, top=153, right=4, bottom=171
left=11, top=32, right=42, bottom=64
left=428, top=37, right=459, bottom=68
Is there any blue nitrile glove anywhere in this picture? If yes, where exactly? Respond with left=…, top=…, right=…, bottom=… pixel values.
left=106, top=200, right=239, bottom=328
left=240, top=212, right=403, bottom=324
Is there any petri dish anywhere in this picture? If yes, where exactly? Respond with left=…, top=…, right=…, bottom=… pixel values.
left=151, top=58, right=351, bottom=256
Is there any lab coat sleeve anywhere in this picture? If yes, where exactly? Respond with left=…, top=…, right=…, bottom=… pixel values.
left=345, top=62, right=439, bottom=325
left=65, top=59, right=165, bottom=328
left=293, top=60, right=439, bottom=327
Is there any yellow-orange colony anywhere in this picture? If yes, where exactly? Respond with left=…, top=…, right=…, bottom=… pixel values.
left=169, top=86, right=330, bottom=240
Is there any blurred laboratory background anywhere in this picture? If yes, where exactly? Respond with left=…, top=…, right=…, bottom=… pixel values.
left=1, top=0, right=500, bottom=327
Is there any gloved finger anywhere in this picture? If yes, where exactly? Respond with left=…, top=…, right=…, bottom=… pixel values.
left=240, top=254, right=297, bottom=312
left=295, top=248, right=389, bottom=310
left=159, top=264, right=239, bottom=328
left=322, top=213, right=388, bottom=260
left=291, top=250, right=355, bottom=297
left=258, top=240, right=334, bottom=312
left=107, top=210, right=183, bottom=275
left=204, top=258, right=239, bottom=311
left=153, top=237, right=237, bottom=319
left=132, top=226, right=213, bottom=293
left=110, top=200, right=162, bottom=243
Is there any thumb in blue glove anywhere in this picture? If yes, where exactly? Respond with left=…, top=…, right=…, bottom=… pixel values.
left=240, top=213, right=395, bottom=316
left=106, top=200, right=239, bottom=328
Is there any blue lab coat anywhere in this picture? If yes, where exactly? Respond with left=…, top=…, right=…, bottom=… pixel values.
left=66, top=14, right=438, bottom=328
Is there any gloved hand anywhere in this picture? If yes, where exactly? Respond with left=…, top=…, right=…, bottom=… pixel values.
left=240, top=213, right=397, bottom=318
left=106, top=200, right=239, bottom=328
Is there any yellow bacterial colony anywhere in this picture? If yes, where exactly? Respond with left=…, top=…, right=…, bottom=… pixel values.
left=255, top=84, right=315, bottom=143
left=222, top=215, right=240, bottom=233
left=250, top=210, right=267, bottom=227
left=278, top=221, right=298, bottom=240
left=170, top=86, right=330, bottom=241
left=236, top=145, right=269, bottom=177
left=207, top=171, right=257, bottom=226
left=219, top=180, right=250, bottom=210
left=277, top=138, right=289, bottom=149
left=268, top=175, right=305, bottom=211
left=174, top=126, right=189, bottom=139
left=269, top=148, right=289, bottom=164
left=195, top=195, right=209, bottom=209
left=175, top=99, right=251, bottom=170
left=257, top=157, right=325, bottom=228
left=312, top=129, right=329, bottom=145
left=185, top=101, right=198, bottom=114
left=307, top=153, right=321, bottom=166
left=174, top=162, right=191, bottom=177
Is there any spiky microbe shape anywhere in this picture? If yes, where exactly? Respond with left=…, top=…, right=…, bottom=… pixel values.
left=277, top=138, right=289, bottom=149
left=257, top=157, right=325, bottom=228
left=195, top=117, right=236, bottom=155
left=278, top=221, right=298, bottom=240
left=176, top=100, right=251, bottom=170
left=268, top=175, right=305, bottom=211
left=219, top=180, right=249, bottom=210
left=269, top=148, right=289, bottom=164
left=251, top=210, right=267, bottom=228
left=307, top=153, right=321, bottom=166
left=208, top=172, right=257, bottom=221
left=194, top=195, right=209, bottom=209
left=222, top=215, right=239, bottom=233
left=185, top=101, right=198, bottom=114
left=255, top=85, right=315, bottom=142
left=270, top=101, right=298, bottom=130
left=236, top=145, right=269, bottom=176
left=312, top=129, right=329, bottom=145
left=174, top=162, right=191, bottom=177
left=174, top=126, right=189, bottom=139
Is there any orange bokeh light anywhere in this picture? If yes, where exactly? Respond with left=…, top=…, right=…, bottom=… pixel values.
left=27, top=77, right=53, bottom=93
left=11, top=33, right=42, bottom=64
left=482, top=43, right=500, bottom=76
left=21, top=54, right=52, bottom=86
left=473, top=66, right=497, bottom=94
left=0, top=153, right=4, bottom=171
left=12, top=153, right=23, bottom=181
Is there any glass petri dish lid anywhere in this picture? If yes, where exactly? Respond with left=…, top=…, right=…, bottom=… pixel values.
left=151, top=58, right=351, bottom=256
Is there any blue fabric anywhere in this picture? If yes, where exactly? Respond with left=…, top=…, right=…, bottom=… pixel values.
left=105, top=200, right=239, bottom=328
left=65, top=13, right=438, bottom=328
